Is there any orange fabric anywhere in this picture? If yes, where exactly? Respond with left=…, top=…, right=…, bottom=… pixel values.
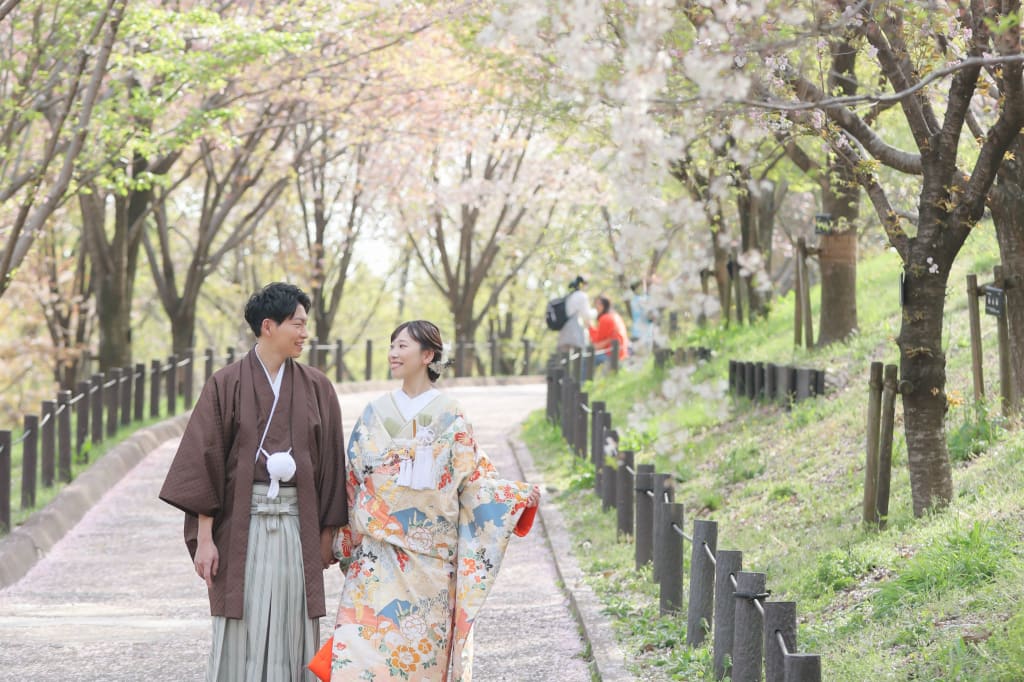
left=308, top=637, right=332, bottom=682
left=589, top=311, right=629, bottom=358
left=514, top=504, right=537, bottom=537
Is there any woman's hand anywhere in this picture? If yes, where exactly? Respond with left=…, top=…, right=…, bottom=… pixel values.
left=526, top=484, right=541, bottom=508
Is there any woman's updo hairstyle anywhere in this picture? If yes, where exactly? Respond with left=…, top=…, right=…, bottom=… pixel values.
left=391, top=320, right=447, bottom=382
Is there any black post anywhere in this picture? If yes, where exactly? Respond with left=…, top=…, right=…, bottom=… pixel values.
left=91, top=373, right=104, bottom=444
left=522, top=339, right=532, bottom=375
left=134, top=363, right=145, bottom=422
left=590, top=401, right=606, bottom=469
left=651, top=473, right=674, bottom=582
left=744, top=362, right=755, bottom=400
left=0, top=430, right=10, bottom=533
left=765, top=362, right=777, bottom=401
left=335, top=339, right=344, bottom=383
left=183, top=349, right=195, bottom=407
left=764, top=601, right=797, bottom=682
left=226, top=346, right=236, bottom=364
left=58, top=390, right=72, bottom=483
left=687, top=519, right=718, bottom=647
left=584, top=347, right=596, bottom=384
left=205, top=348, right=215, bottom=383
left=731, top=571, right=767, bottom=682
left=784, top=654, right=822, bottom=682
left=75, top=381, right=89, bottom=459
left=365, top=339, right=373, bottom=381
left=659, top=502, right=685, bottom=615
left=120, top=365, right=132, bottom=426
left=713, top=550, right=743, bottom=680
left=610, top=339, right=620, bottom=372
left=21, top=415, right=38, bottom=509
left=576, top=392, right=589, bottom=460
left=616, top=450, right=635, bottom=538
left=41, top=400, right=55, bottom=488
left=634, top=464, right=655, bottom=569
left=601, top=462, right=616, bottom=512
left=166, top=355, right=178, bottom=416
left=754, top=362, right=765, bottom=401
left=150, top=360, right=162, bottom=419
left=106, top=368, right=121, bottom=437
left=490, top=336, right=499, bottom=376
left=308, top=336, right=319, bottom=368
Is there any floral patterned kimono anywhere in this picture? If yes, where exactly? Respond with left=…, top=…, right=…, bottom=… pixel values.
left=330, top=391, right=536, bottom=681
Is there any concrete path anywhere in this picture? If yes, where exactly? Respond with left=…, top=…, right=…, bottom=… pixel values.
left=0, top=384, right=594, bottom=681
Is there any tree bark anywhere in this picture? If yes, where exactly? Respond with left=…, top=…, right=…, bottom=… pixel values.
left=989, top=161, right=1024, bottom=406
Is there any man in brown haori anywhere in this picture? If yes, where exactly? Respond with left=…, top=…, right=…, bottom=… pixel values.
left=160, top=282, right=347, bottom=681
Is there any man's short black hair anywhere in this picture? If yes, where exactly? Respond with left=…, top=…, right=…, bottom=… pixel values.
left=244, top=283, right=311, bottom=337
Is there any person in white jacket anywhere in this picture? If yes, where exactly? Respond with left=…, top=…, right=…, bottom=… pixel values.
left=557, top=275, right=590, bottom=352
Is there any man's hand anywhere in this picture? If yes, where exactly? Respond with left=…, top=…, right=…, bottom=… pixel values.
left=194, top=538, right=218, bottom=589
left=320, top=527, right=338, bottom=569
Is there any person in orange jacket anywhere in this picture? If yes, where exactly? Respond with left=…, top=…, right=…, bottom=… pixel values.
left=589, top=295, right=629, bottom=366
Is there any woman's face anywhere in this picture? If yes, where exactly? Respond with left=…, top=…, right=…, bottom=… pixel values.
left=388, top=328, right=433, bottom=380
left=595, top=298, right=607, bottom=315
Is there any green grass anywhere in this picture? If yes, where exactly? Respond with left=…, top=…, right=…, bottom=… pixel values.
left=522, top=227, right=1024, bottom=680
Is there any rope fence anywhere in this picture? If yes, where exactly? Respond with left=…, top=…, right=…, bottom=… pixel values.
left=546, top=354, right=823, bottom=682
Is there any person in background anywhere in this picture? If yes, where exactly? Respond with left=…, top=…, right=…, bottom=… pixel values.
left=628, top=280, right=654, bottom=353
left=557, top=275, right=590, bottom=353
left=589, top=294, right=630, bottom=366
left=159, top=282, right=348, bottom=682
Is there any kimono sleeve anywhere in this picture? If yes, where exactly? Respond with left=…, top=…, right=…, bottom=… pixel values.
left=449, top=418, right=535, bottom=678
left=158, top=373, right=234, bottom=519
left=315, top=376, right=348, bottom=529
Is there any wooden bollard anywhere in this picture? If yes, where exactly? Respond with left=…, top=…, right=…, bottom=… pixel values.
left=713, top=550, right=743, bottom=680
left=522, top=339, right=533, bottom=375
left=686, top=519, right=718, bottom=647
left=590, top=401, right=606, bottom=468
left=651, top=474, right=674, bottom=582
left=610, top=339, right=620, bottom=372
left=764, top=601, right=797, bottom=682
left=877, top=364, right=898, bottom=529
left=731, top=571, right=767, bottom=682
left=784, top=653, right=822, bottom=681
left=576, top=392, right=590, bottom=460
left=659, top=502, right=685, bottom=615
left=205, top=348, right=215, bottom=383
left=226, top=346, right=236, bottom=364
left=863, top=362, right=883, bottom=526
left=21, top=415, right=38, bottom=509
left=106, top=368, right=121, bottom=437
left=365, top=339, right=373, bottom=381
left=120, top=364, right=132, bottom=426
left=335, top=339, right=345, bottom=382
left=41, top=400, right=55, bottom=488
left=616, top=450, right=635, bottom=538
left=134, top=363, right=145, bottom=422
left=967, top=274, right=985, bottom=401
left=744, top=362, right=755, bottom=400
left=150, top=360, right=162, bottom=419
left=601, top=462, right=616, bottom=512
left=75, top=381, right=89, bottom=458
left=58, top=390, right=72, bottom=483
left=166, top=355, right=178, bottom=416
left=92, top=373, right=105, bottom=444
left=0, top=430, right=10, bottom=533
left=584, top=346, right=596, bottom=383
left=183, top=350, right=195, bottom=407
left=775, top=365, right=792, bottom=406
left=728, top=360, right=737, bottom=396
left=634, top=465, right=655, bottom=569
left=765, top=362, right=777, bottom=401
left=754, top=362, right=764, bottom=401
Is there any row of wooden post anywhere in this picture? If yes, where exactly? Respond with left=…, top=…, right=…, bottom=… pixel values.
left=547, top=360, right=822, bottom=681
left=0, top=348, right=240, bottom=536
left=307, top=337, right=538, bottom=380
left=728, top=361, right=827, bottom=407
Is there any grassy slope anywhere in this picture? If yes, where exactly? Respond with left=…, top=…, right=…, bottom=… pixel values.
left=522, top=228, right=1024, bottom=681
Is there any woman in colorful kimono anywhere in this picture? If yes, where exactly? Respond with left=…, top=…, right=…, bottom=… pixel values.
left=322, top=320, right=540, bottom=681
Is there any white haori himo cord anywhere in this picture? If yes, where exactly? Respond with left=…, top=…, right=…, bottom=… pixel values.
left=253, top=350, right=295, bottom=499
left=396, top=427, right=436, bottom=490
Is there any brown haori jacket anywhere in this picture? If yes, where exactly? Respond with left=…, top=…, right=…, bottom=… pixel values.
left=159, top=351, right=347, bottom=619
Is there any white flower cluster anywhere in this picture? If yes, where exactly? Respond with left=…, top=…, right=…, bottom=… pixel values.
left=428, top=343, right=453, bottom=376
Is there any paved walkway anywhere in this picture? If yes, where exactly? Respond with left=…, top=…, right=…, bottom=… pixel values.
left=0, top=384, right=594, bottom=681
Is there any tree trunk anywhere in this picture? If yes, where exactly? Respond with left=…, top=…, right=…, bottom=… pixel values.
left=899, top=249, right=954, bottom=516
left=816, top=173, right=859, bottom=346
left=81, top=177, right=149, bottom=371
left=990, top=167, right=1024, bottom=405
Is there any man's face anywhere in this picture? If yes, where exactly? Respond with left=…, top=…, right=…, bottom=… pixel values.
left=263, top=304, right=309, bottom=358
